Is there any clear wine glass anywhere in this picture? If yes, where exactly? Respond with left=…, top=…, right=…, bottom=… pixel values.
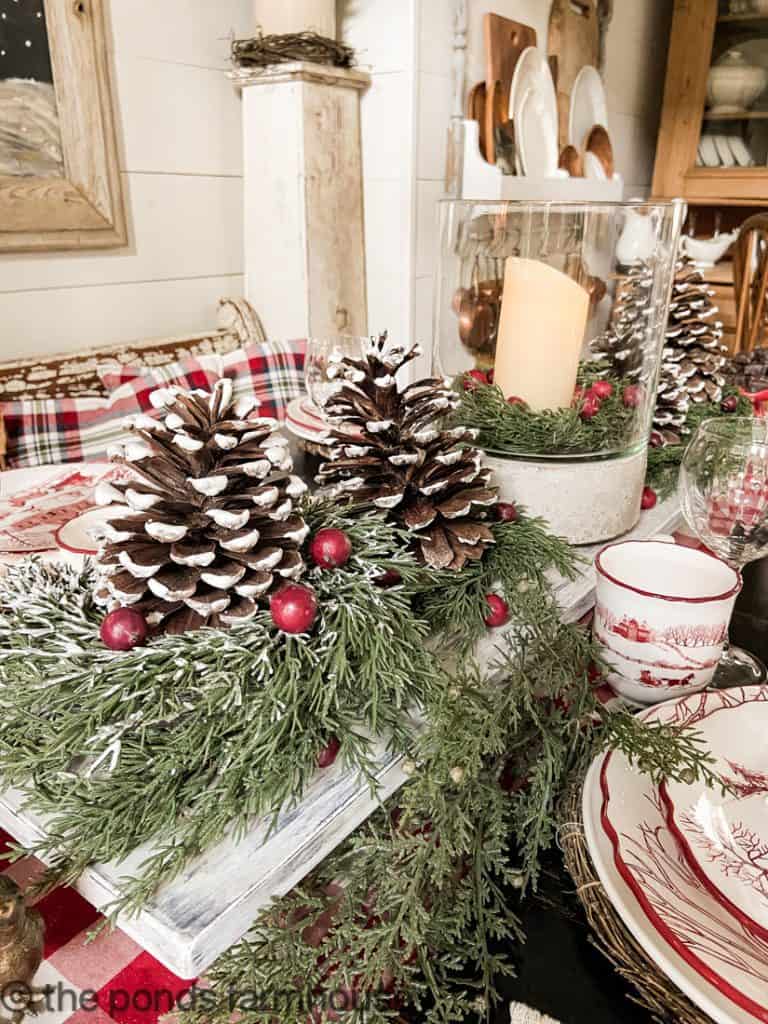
left=679, top=416, right=768, bottom=687
left=305, top=336, right=367, bottom=410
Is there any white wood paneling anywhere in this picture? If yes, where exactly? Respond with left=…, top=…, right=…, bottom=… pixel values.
left=115, top=56, right=243, bottom=176
left=360, top=71, right=414, bottom=181
left=364, top=177, right=413, bottom=341
left=0, top=174, right=243, bottom=294
left=0, top=275, right=244, bottom=359
left=417, top=71, right=452, bottom=180
left=418, top=0, right=455, bottom=76
left=109, top=0, right=252, bottom=69
left=339, top=0, right=415, bottom=73
left=415, top=179, right=443, bottom=277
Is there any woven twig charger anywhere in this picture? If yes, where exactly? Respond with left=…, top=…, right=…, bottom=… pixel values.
left=560, top=785, right=710, bottom=1024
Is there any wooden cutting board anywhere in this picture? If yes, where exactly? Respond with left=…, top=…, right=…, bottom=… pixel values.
left=548, top=0, right=600, bottom=148
left=483, top=14, right=537, bottom=166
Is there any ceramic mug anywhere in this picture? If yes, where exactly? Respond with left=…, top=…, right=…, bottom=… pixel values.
left=594, top=540, right=742, bottom=704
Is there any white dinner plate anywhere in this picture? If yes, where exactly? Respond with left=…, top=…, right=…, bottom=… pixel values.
left=584, top=686, right=768, bottom=1024
left=699, top=135, right=721, bottom=167
left=713, top=134, right=736, bottom=167
left=509, top=48, right=559, bottom=178
left=661, top=693, right=768, bottom=942
left=728, top=135, right=754, bottom=167
left=568, top=65, right=608, bottom=150
left=55, top=505, right=130, bottom=565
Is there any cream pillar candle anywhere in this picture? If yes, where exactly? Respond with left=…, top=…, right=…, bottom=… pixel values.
left=253, top=0, right=336, bottom=38
left=494, top=258, right=589, bottom=411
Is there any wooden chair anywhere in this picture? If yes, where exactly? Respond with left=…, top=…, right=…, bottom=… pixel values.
left=733, top=213, right=768, bottom=354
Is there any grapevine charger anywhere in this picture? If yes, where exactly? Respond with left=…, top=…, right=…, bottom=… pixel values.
left=0, top=337, right=724, bottom=1024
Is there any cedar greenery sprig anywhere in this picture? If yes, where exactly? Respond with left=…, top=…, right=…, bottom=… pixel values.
left=646, top=388, right=753, bottom=499
left=454, top=368, right=638, bottom=457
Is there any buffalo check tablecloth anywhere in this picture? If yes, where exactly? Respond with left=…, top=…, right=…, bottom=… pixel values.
left=0, top=829, right=193, bottom=1024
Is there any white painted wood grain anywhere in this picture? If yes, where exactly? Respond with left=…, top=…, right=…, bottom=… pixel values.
left=0, top=174, right=243, bottom=294
left=417, top=71, right=452, bottom=181
left=418, top=0, right=455, bottom=77
left=363, top=177, right=413, bottom=342
left=108, top=0, right=253, bottom=70
left=0, top=275, right=244, bottom=358
left=114, top=56, right=243, bottom=176
left=360, top=71, right=414, bottom=182
left=415, top=179, right=443, bottom=278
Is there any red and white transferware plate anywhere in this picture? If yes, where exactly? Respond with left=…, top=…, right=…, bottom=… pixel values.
left=0, top=463, right=126, bottom=556
left=660, top=690, right=768, bottom=942
left=583, top=686, right=768, bottom=1024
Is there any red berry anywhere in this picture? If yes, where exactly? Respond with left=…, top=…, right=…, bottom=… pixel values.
left=622, top=384, right=642, bottom=409
left=649, top=430, right=665, bottom=448
left=721, top=395, right=739, bottom=413
left=496, top=502, right=518, bottom=523
left=641, top=486, right=658, bottom=511
left=463, top=369, right=488, bottom=391
left=310, top=528, right=352, bottom=569
left=317, top=735, right=341, bottom=769
left=589, top=380, right=614, bottom=400
left=580, top=394, right=601, bottom=420
left=100, top=608, right=148, bottom=651
left=374, top=569, right=402, bottom=588
left=270, top=583, right=318, bottom=634
left=486, top=369, right=494, bottom=384
left=507, top=395, right=528, bottom=408
left=483, top=594, right=509, bottom=628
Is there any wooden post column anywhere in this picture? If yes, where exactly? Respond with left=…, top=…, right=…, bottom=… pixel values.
left=232, top=62, right=370, bottom=340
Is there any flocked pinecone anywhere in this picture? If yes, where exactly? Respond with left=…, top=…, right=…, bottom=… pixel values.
left=653, top=254, right=727, bottom=444
left=589, top=262, right=654, bottom=382
left=316, top=335, right=498, bottom=570
left=93, top=379, right=308, bottom=634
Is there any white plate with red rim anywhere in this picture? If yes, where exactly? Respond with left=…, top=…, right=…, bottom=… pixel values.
left=584, top=686, right=768, bottom=1024
left=660, top=691, right=768, bottom=943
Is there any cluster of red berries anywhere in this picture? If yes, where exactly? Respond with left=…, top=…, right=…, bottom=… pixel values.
left=463, top=368, right=494, bottom=390
left=574, top=380, right=642, bottom=422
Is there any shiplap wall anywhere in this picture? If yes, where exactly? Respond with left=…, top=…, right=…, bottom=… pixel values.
left=0, top=0, right=253, bottom=360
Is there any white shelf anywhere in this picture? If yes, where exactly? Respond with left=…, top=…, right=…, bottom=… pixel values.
left=460, top=119, right=624, bottom=202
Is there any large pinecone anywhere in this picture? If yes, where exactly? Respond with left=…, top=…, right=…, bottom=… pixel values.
left=94, top=379, right=308, bottom=634
left=589, top=263, right=654, bottom=382
left=654, top=255, right=727, bottom=443
left=316, top=335, right=498, bottom=570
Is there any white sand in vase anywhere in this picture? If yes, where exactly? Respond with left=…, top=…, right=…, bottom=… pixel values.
left=0, top=78, right=64, bottom=177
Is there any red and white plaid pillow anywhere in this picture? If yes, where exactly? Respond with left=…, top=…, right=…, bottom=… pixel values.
left=100, top=340, right=306, bottom=421
left=2, top=390, right=144, bottom=469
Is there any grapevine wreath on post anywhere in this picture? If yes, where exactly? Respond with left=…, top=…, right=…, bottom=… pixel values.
left=0, top=337, right=721, bottom=1024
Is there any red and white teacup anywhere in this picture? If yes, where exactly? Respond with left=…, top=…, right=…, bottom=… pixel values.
left=594, top=540, right=742, bottom=704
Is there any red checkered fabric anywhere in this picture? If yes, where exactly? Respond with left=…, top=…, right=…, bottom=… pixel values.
left=0, top=829, right=194, bottom=1024
left=2, top=391, right=145, bottom=470
left=100, top=340, right=307, bottom=422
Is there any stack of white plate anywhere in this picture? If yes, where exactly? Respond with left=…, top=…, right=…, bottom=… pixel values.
left=583, top=685, right=768, bottom=1024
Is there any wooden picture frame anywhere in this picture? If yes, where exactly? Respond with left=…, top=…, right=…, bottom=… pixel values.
left=0, top=0, right=126, bottom=251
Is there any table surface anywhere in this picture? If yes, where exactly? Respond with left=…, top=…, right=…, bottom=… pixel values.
left=0, top=462, right=683, bottom=981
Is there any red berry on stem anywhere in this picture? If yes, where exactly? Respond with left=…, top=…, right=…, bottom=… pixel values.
left=721, top=395, right=739, bottom=413
left=507, top=395, right=528, bottom=408
left=463, top=369, right=488, bottom=391
left=580, top=394, right=601, bottom=420
left=622, top=384, right=642, bottom=409
left=310, top=528, right=352, bottom=569
left=483, top=594, right=509, bottom=628
left=270, top=583, right=318, bottom=634
left=374, top=569, right=402, bottom=588
left=100, top=608, right=148, bottom=651
left=496, top=502, right=518, bottom=523
left=317, top=735, right=341, bottom=769
left=486, top=369, right=495, bottom=384
left=641, top=486, right=658, bottom=511
left=589, top=380, right=614, bottom=400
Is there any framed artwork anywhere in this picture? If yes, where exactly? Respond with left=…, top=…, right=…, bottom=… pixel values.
left=0, top=0, right=126, bottom=251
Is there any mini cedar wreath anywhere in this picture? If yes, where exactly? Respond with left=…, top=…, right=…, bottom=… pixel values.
left=93, top=379, right=309, bottom=634
left=316, top=334, right=498, bottom=570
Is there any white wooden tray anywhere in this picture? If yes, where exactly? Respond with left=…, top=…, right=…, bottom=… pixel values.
left=0, top=463, right=681, bottom=978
